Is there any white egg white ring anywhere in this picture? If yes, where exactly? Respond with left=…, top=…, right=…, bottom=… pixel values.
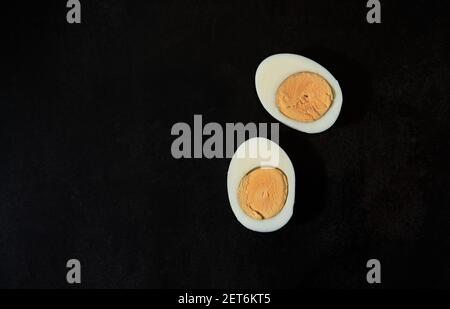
left=255, top=53, right=343, bottom=134
left=227, top=137, right=295, bottom=232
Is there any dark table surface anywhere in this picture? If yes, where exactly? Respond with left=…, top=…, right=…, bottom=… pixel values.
left=1, top=0, right=449, bottom=288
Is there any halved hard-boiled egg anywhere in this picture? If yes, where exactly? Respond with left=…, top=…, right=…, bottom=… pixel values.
left=255, top=53, right=343, bottom=134
left=227, top=137, right=295, bottom=232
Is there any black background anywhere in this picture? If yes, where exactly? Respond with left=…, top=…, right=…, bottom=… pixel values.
left=1, top=0, right=449, bottom=289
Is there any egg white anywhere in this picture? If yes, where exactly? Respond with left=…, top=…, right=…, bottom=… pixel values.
left=255, top=53, right=343, bottom=134
left=227, top=137, right=295, bottom=232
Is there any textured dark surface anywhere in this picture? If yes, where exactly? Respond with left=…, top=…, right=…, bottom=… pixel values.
left=1, top=0, right=449, bottom=288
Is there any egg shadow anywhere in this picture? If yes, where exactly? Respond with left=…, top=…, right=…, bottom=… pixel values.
left=302, top=47, right=371, bottom=127
left=280, top=129, right=328, bottom=224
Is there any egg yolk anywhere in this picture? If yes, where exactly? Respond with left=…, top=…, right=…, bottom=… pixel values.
left=238, top=167, right=288, bottom=220
left=276, top=72, right=333, bottom=122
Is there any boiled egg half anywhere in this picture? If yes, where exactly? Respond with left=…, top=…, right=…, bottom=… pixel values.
left=227, top=137, right=295, bottom=232
left=255, top=53, right=343, bottom=133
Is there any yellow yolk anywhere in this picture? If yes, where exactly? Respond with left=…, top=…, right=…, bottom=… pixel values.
left=237, top=168, right=288, bottom=220
left=276, top=72, right=333, bottom=122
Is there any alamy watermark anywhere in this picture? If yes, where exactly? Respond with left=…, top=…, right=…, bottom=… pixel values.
left=66, top=258, right=81, bottom=284
left=366, top=0, right=381, bottom=24
left=66, top=0, right=81, bottom=24
left=366, top=259, right=381, bottom=284
left=170, top=115, right=279, bottom=163
left=65, top=1, right=380, bottom=25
